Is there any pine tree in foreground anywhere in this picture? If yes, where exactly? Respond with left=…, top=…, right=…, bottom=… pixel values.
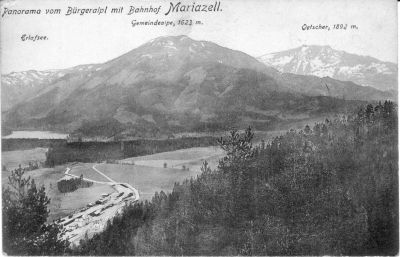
left=2, top=167, right=70, bottom=255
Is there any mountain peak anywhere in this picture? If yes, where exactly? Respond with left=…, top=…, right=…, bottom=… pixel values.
left=300, top=44, right=330, bottom=47
left=146, top=35, right=194, bottom=46
left=132, top=35, right=214, bottom=56
left=298, top=44, right=332, bottom=51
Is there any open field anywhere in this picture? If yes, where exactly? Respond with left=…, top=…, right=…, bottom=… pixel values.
left=125, top=146, right=222, bottom=161
left=65, top=146, right=227, bottom=202
left=69, top=163, right=110, bottom=183
left=2, top=147, right=47, bottom=170
left=94, top=163, right=201, bottom=200
left=122, top=146, right=225, bottom=171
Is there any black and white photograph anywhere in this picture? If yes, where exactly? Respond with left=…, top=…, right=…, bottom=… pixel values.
left=0, top=0, right=398, bottom=255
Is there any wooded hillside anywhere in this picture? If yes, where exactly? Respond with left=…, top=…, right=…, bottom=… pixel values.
left=74, top=101, right=398, bottom=255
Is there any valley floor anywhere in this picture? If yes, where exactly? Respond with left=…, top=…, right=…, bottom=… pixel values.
left=1, top=130, right=287, bottom=244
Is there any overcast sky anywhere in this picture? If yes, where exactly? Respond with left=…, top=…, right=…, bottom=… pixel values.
left=0, top=0, right=397, bottom=74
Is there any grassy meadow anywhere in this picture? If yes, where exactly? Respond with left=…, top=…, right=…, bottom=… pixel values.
left=2, top=147, right=47, bottom=170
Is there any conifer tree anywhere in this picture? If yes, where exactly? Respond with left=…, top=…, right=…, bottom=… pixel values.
left=2, top=168, right=69, bottom=255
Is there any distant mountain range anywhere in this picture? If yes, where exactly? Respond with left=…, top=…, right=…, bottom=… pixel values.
left=1, top=36, right=394, bottom=138
left=1, top=65, right=100, bottom=111
left=258, top=45, right=397, bottom=92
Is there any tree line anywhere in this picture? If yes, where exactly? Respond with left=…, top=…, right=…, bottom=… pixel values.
left=45, top=136, right=217, bottom=166
left=57, top=175, right=94, bottom=193
left=2, top=162, right=41, bottom=173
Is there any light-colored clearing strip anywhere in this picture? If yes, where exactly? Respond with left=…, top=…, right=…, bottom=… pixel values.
left=92, top=164, right=116, bottom=183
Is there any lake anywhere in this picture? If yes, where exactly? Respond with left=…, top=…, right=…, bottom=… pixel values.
left=3, top=131, right=69, bottom=139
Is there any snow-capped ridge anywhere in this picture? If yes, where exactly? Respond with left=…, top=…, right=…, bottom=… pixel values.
left=258, top=45, right=397, bottom=92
